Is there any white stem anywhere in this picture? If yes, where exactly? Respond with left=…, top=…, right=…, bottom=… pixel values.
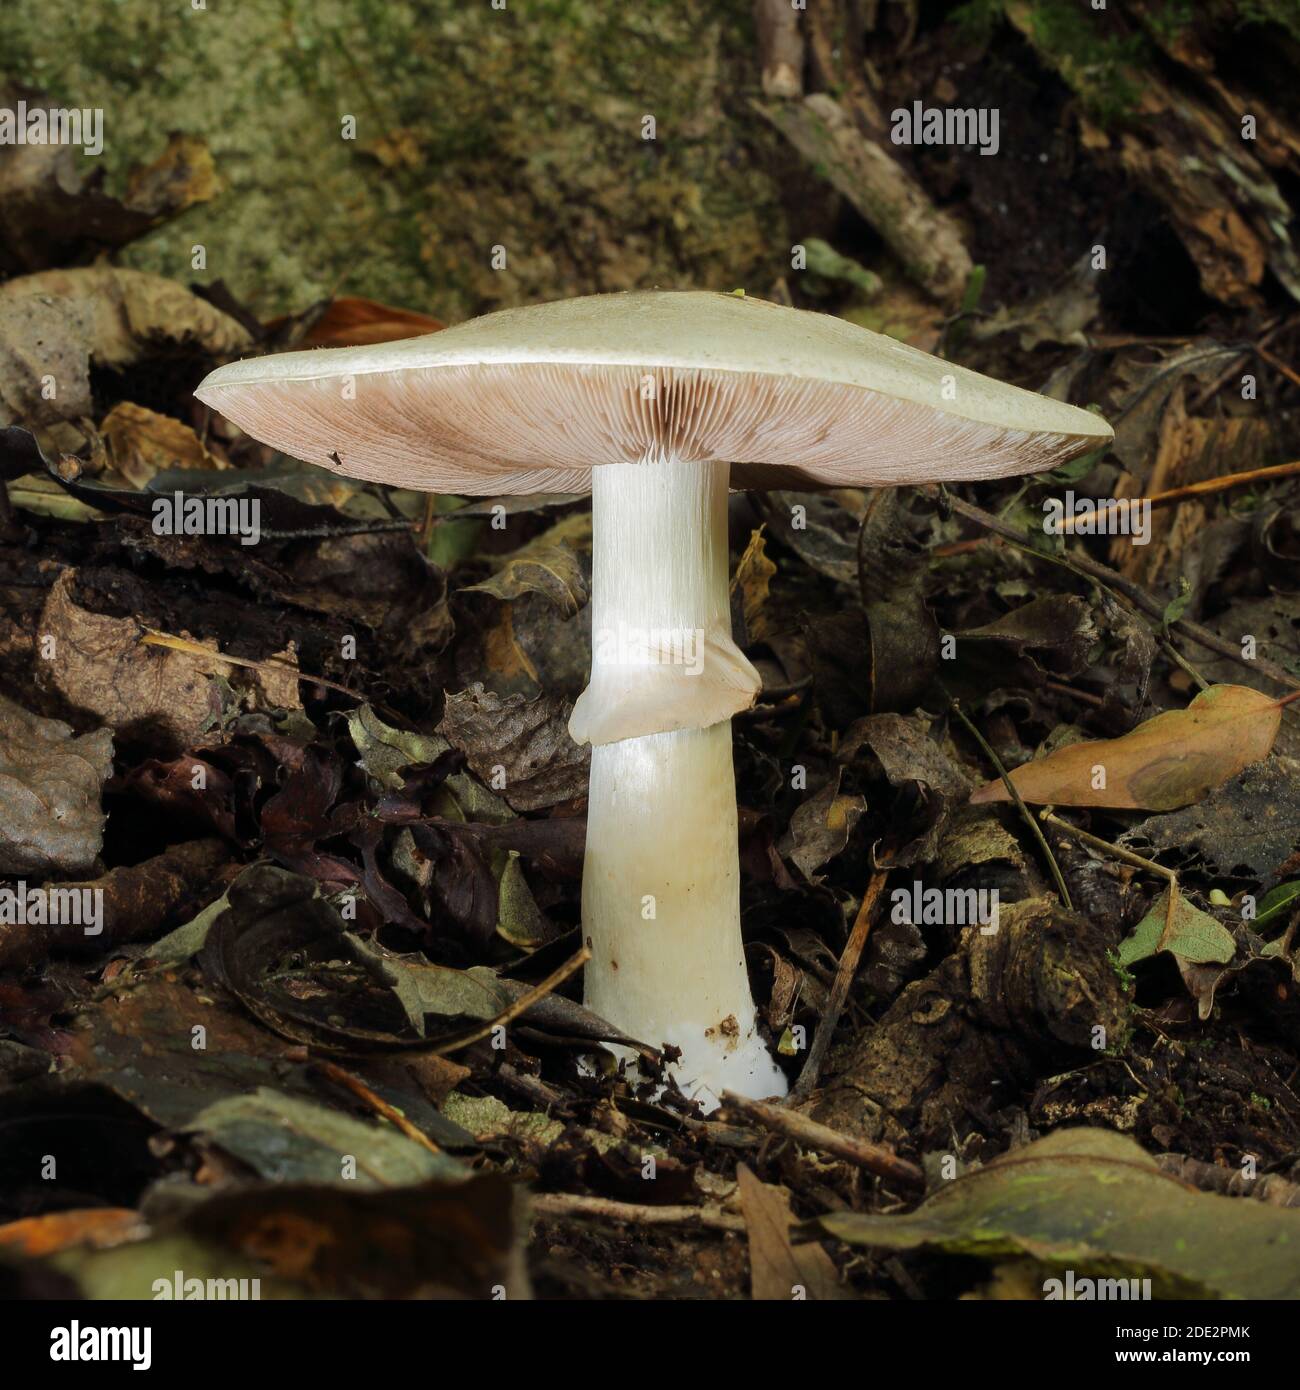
left=572, top=459, right=786, bottom=1108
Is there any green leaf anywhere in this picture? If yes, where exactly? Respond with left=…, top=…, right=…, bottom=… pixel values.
left=1117, top=888, right=1235, bottom=967
left=185, top=1088, right=466, bottom=1186
left=1162, top=576, right=1192, bottom=628
left=815, top=1128, right=1300, bottom=1299
left=1255, top=880, right=1300, bottom=929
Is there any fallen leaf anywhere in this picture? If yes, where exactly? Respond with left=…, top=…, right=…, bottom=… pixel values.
left=971, top=684, right=1285, bottom=811
left=1120, top=754, right=1300, bottom=886
left=738, top=1163, right=843, bottom=1300
left=730, top=526, right=777, bottom=643
left=293, top=295, right=444, bottom=348
left=101, top=402, right=220, bottom=488
left=781, top=769, right=866, bottom=881
left=814, top=1127, right=1300, bottom=1298
left=0, top=267, right=251, bottom=452
left=438, top=683, right=588, bottom=812
left=466, top=516, right=591, bottom=617
left=185, top=1088, right=465, bottom=1186
left=0, top=690, right=113, bottom=875
left=1116, top=888, right=1236, bottom=968
left=38, top=569, right=227, bottom=751
left=0, top=1208, right=147, bottom=1257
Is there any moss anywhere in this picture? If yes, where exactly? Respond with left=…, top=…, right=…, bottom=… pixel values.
left=1, top=0, right=786, bottom=317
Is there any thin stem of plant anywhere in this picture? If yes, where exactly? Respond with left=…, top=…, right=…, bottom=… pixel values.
left=1040, top=810, right=1178, bottom=943
left=948, top=696, right=1074, bottom=913
left=789, top=869, right=889, bottom=1101
left=438, top=945, right=591, bottom=1054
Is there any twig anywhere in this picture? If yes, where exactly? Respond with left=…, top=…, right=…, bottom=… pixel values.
left=1155, top=1153, right=1300, bottom=1207
left=720, top=1090, right=925, bottom=1190
left=948, top=696, right=1075, bottom=913
left=790, top=870, right=889, bottom=1101
left=1053, top=458, right=1300, bottom=533
left=437, top=945, right=591, bottom=1054
left=140, top=627, right=365, bottom=701
left=1160, top=638, right=1209, bottom=692
left=929, top=488, right=1300, bottom=694
left=312, top=1057, right=443, bottom=1154
left=1042, top=679, right=1105, bottom=709
left=1256, top=345, right=1300, bottom=394
left=1040, top=811, right=1178, bottom=943
left=530, top=1192, right=745, bottom=1233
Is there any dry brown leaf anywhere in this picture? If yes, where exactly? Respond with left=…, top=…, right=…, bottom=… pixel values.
left=294, top=296, right=443, bottom=348
left=0, top=267, right=252, bottom=453
left=0, top=688, right=113, bottom=875
left=730, top=526, right=777, bottom=643
left=101, top=402, right=221, bottom=488
left=736, top=1163, right=843, bottom=1300
left=38, top=570, right=223, bottom=751
left=971, top=684, right=1286, bottom=812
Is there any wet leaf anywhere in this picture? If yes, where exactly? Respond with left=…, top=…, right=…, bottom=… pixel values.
left=971, top=684, right=1284, bottom=811
left=815, top=1128, right=1300, bottom=1298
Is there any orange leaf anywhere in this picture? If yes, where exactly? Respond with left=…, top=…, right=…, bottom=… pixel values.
left=0, top=1207, right=146, bottom=1256
left=299, top=296, right=444, bottom=348
left=970, top=684, right=1284, bottom=811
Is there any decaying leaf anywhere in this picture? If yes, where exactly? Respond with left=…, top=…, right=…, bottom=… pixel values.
left=737, top=1163, right=843, bottom=1300
left=438, top=683, right=588, bottom=812
left=465, top=512, right=591, bottom=617
left=781, top=769, right=866, bottom=881
left=971, top=684, right=1285, bottom=811
left=101, top=402, right=221, bottom=489
left=39, top=569, right=234, bottom=750
left=0, top=690, right=113, bottom=875
left=1120, top=756, right=1300, bottom=892
left=814, top=1128, right=1300, bottom=1298
left=0, top=267, right=251, bottom=452
left=730, top=526, right=777, bottom=644
left=184, top=1088, right=466, bottom=1186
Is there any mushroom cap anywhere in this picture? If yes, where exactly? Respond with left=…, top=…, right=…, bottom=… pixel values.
left=195, top=290, right=1112, bottom=494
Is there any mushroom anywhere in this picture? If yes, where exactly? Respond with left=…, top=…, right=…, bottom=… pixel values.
left=195, top=290, right=1112, bottom=1108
